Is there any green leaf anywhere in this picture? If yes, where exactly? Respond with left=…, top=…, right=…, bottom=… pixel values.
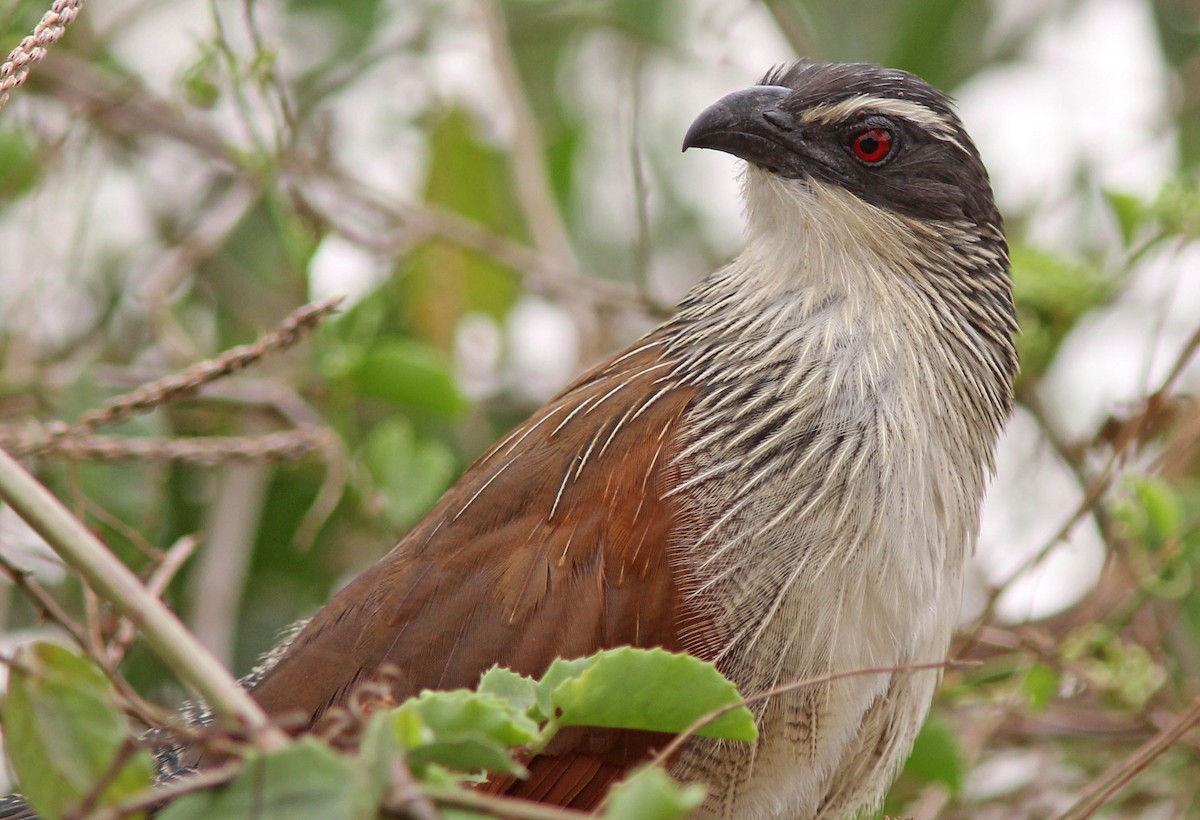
left=1149, top=180, right=1200, bottom=239
left=395, top=690, right=541, bottom=749
left=536, top=654, right=600, bottom=719
left=360, top=417, right=458, bottom=530
left=1103, top=190, right=1147, bottom=246
left=348, top=340, right=467, bottom=416
left=601, top=766, right=706, bottom=820
left=359, top=708, right=431, bottom=797
left=1133, top=477, right=1184, bottom=545
left=367, top=690, right=540, bottom=778
left=3, top=642, right=155, bottom=820
left=1010, top=245, right=1120, bottom=380
left=544, top=648, right=758, bottom=742
left=181, top=48, right=221, bottom=110
left=897, top=717, right=964, bottom=794
left=404, top=107, right=522, bottom=345
left=0, top=126, right=41, bottom=202
left=158, top=738, right=379, bottom=820
left=407, top=737, right=525, bottom=777
left=1112, top=478, right=1193, bottom=599
left=1059, top=625, right=1167, bottom=711
left=477, top=666, right=539, bottom=713
left=1021, top=663, right=1059, bottom=713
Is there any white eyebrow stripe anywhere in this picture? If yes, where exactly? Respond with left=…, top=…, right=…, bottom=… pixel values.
left=799, top=95, right=966, bottom=153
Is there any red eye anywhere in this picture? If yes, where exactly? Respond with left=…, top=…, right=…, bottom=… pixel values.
left=851, top=128, right=893, bottom=164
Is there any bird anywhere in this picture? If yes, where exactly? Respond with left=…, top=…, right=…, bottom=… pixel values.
left=239, top=59, right=1019, bottom=819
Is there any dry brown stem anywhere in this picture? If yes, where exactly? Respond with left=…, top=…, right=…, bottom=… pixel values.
left=0, top=0, right=88, bottom=113
left=0, top=426, right=335, bottom=464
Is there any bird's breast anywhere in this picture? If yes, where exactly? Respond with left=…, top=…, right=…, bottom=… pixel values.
left=661, top=295, right=984, bottom=818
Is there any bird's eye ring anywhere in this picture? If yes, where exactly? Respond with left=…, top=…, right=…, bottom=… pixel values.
left=850, top=127, right=893, bottom=164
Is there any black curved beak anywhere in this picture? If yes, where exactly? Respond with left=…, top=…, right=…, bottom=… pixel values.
left=682, top=85, right=796, bottom=168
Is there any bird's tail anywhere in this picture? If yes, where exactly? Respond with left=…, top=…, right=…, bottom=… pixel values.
left=0, top=795, right=36, bottom=820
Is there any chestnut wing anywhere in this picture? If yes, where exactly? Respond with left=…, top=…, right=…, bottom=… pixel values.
left=249, top=337, right=699, bottom=808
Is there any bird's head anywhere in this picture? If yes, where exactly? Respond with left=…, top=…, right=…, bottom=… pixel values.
left=681, top=61, right=1017, bottom=429
left=683, top=61, right=1005, bottom=268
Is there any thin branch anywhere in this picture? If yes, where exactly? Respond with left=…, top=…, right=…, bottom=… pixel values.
left=417, top=785, right=590, bottom=820
left=72, top=296, right=343, bottom=436
left=140, top=182, right=263, bottom=365
left=0, top=426, right=336, bottom=464
left=1059, top=694, right=1200, bottom=820
left=88, top=759, right=244, bottom=820
left=5, top=296, right=342, bottom=460
left=475, top=0, right=575, bottom=270
left=33, top=53, right=665, bottom=322
left=649, top=659, right=974, bottom=769
left=966, top=321, right=1200, bottom=646
left=1155, top=320, right=1200, bottom=398
left=298, top=171, right=665, bottom=315
left=0, top=549, right=193, bottom=732
left=188, top=434, right=270, bottom=665
left=239, top=0, right=298, bottom=145
left=107, top=534, right=200, bottom=664
left=36, top=51, right=238, bottom=166
left=0, top=552, right=90, bottom=647
left=385, top=758, right=441, bottom=820
left=0, top=449, right=287, bottom=749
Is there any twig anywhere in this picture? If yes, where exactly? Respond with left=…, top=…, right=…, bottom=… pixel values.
left=0, top=550, right=189, bottom=731
left=386, top=758, right=441, bottom=820
left=966, top=321, right=1200, bottom=647
left=0, top=0, right=88, bottom=113
left=140, top=182, right=263, bottom=365
left=417, top=784, right=590, bottom=820
left=107, top=535, right=200, bottom=664
left=36, top=51, right=238, bottom=165
left=0, top=449, right=287, bottom=749
left=0, top=552, right=90, bottom=647
left=4, top=296, right=342, bottom=459
left=238, top=0, right=298, bottom=145
left=299, top=171, right=665, bottom=315
left=33, top=49, right=663, bottom=324
left=0, top=426, right=336, bottom=464
left=188, top=429, right=271, bottom=665
left=65, top=738, right=140, bottom=820
left=1154, top=321, right=1200, bottom=398
left=1058, top=694, right=1200, bottom=820
left=475, top=0, right=575, bottom=270
left=87, top=759, right=244, bottom=820
left=69, top=296, right=344, bottom=436
left=649, top=659, right=974, bottom=768
left=626, top=46, right=652, bottom=293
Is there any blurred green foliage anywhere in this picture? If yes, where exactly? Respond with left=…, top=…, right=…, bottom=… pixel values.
left=1, top=0, right=1200, bottom=817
